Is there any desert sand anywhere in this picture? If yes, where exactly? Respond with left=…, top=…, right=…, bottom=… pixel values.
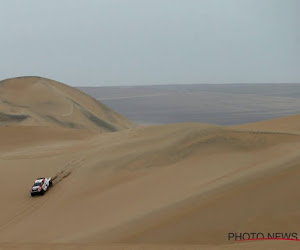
left=0, top=77, right=300, bottom=249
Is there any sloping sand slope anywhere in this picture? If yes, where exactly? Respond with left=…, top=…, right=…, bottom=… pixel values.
left=0, top=118, right=300, bottom=249
left=0, top=76, right=134, bottom=131
left=233, top=114, right=300, bottom=134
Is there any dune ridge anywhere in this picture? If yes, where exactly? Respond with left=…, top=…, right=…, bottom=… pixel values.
left=233, top=113, right=300, bottom=134
left=0, top=76, right=134, bottom=132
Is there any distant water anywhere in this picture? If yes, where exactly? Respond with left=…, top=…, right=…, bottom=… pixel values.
left=79, top=84, right=300, bottom=125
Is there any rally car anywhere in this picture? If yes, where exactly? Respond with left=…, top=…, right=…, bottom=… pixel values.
left=30, top=177, right=53, bottom=196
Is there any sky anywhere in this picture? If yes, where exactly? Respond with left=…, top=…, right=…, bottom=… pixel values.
left=0, top=0, right=299, bottom=86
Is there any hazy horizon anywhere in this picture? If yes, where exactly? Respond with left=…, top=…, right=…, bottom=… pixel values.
left=1, top=75, right=300, bottom=88
left=1, top=0, right=299, bottom=86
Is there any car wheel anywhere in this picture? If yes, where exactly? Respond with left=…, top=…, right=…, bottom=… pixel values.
left=40, top=190, right=45, bottom=196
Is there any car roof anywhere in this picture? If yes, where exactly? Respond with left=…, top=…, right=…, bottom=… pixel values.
left=34, top=178, right=44, bottom=183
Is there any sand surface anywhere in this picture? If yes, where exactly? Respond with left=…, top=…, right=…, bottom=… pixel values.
left=1, top=78, right=300, bottom=249
left=0, top=121, right=299, bottom=249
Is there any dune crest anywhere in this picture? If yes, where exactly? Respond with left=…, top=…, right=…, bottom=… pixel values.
left=233, top=114, right=300, bottom=134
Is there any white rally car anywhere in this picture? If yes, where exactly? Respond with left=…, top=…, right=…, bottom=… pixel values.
left=30, top=177, right=53, bottom=196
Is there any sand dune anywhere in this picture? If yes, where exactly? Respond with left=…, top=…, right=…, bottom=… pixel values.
left=0, top=123, right=300, bottom=249
left=0, top=78, right=299, bottom=249
left=0, top=76, right=134, bottom=132
left=234, top=113, right=300, bottom=133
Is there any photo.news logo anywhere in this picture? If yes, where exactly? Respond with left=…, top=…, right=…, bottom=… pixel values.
left=228, top=232, right=299, bottom=242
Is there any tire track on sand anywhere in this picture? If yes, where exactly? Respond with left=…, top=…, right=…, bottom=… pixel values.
left=0, top=158, right=85, bottom=232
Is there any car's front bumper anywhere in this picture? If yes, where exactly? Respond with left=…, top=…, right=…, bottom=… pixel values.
left=31, top=190, right=42, bottom=196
